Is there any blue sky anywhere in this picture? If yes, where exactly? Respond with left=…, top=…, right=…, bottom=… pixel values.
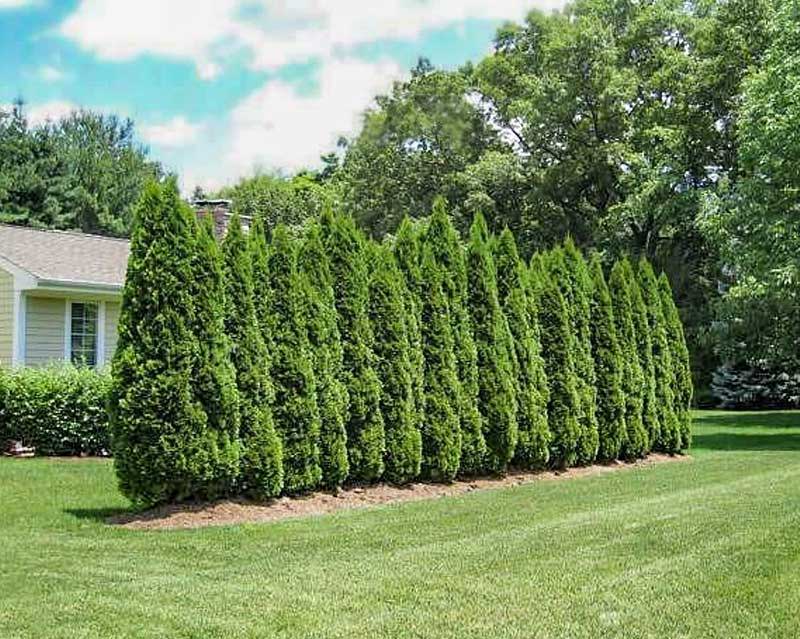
left=0, top=0, right=565, bottom=191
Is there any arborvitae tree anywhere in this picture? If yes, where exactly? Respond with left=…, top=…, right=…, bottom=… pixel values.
left=323, top=211, right=385, bottom=481
left=368, top=246, right=422, bottom=483
left=222, top=212, right=283, bottom=498
left=466, top=213, right=517, bottom=473
left=191, top=215, right=241, bottom=495
left=608, top=259, right=649, bottom=459
left=529, top=254, right=581, bottom=469
left=658, top=273, right=693, bottom=450
left=422, top=201, right=486, bottom=474
left=392, top=217, right=426, bottom=441
left=588, top=255, right=626, bottom=461
left=110, top=179, right=221, bottom=506
left=267, top=225, right=322, bottom=493
left=494, top=229, right=550, bottom=469
left=625, top=259, right=658, bottom=449
left=297, top=223, right=349, bottom=489
left=419, top=247, right=462, bottom=481
left=638, top=259, right=681, bottom=454
left=560, top=239, right=600, bottom=464
left=249, top=214, right=275, bottom=353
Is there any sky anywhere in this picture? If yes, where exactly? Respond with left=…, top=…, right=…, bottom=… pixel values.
left=0, top=0, right=565, bottom=192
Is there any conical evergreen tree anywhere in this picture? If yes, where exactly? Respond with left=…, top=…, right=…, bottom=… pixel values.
left=191, top=215, right=241, bottom=496
left=222, top=212, right=283, bottom=498
left=249, top=214, right=275, bottom=353
left=466, top=213, right=517, bottom=473
left=110, top=179, right=222, bottom=506
left=658, top=272, right=693, bottom=450
left=494, top=229, right=550, bottom=468
left=638, top=259, right=681, bottom=453
left=368, top=246, right=422, bottom=484
left=608, top=259, right=649, bottom=458
left=423, top=200, right=486, bottom=474
left=297, top=223, right=349, bottom=489
left=267, top=225, right=322, bottom=493
left=324, top=211, right=385, bottom=481
left=588, top=255, right=626, bottom=461
left=530, top=254, right=581, bottom=469
left=419, top=246, right=462, bottom=481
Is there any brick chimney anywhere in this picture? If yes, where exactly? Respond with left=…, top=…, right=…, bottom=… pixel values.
left=193, top=199, right=251, bottom=238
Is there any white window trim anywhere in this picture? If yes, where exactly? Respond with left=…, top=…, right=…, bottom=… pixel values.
left=64, top=299, right=105, bottom=368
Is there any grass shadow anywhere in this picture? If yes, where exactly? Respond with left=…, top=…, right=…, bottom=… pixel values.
left=693, top=432, right=800, bottom=452
left=65, top=507, right=136, bottom=523
left=693, top=411, right=800, bottom=429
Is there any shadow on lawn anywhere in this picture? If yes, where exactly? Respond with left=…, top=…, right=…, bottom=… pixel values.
left=694, top=411, right=800, bottom=429
left=66, top=507, right=134, bottom=523
left=693, top=411, right=800, bottom=452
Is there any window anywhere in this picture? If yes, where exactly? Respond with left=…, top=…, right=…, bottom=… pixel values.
left=70, top=302, right=98, bottom=367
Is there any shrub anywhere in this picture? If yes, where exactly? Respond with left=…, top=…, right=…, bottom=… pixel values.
left=0, top=366, right=111, bottom=455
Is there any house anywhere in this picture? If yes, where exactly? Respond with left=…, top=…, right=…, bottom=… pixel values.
left=0, top=224, right=128, bottom=368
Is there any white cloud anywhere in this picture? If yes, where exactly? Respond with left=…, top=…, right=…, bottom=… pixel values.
left=0, top=0, right=40, bottom=9
left=24, top=100, right=78, bottom=126
left=37, top=64, right=69, bottom=82
left=141, top=116, right=205, bottom=148
left=59, top=0, right=567, bottom=79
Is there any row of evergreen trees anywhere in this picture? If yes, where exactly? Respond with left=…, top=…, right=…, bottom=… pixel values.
left=109, top=180, right=692, bottom=506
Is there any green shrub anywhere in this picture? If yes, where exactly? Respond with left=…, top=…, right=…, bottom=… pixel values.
left=0, top=366, right=111, bottom=455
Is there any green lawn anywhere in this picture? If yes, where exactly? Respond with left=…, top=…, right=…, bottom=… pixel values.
left=2, top=410, right=800, bottom=638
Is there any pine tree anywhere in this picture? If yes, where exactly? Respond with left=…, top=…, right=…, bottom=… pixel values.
left=530, top=254, right=581, bottom=469
left=466, top=213, right=517, bottom=473
left=422, top=201, right=486, bottom=474
left=324, top=211, right=385, bottom=481
left=191, top=215, right=241, bottom=496
left=110, top=179, right=221, bottom=506
left=419, top=247, right=462, bottom=481
left=297, top=223, right=350, bottom=489
left=494, top=229, right=550, bottom=468
left=658, top=272, right=693, bottom=450
left=588, top=254, right=626, bottom=461
left=638, top=259, right=681, bottom=453
left=368, top=246, right=422, bottom=484
left=222, top=212, right=283, bottom=498
left=608, top=259, right=649, bottom=458
left=267, top=225, right=322, bottom=493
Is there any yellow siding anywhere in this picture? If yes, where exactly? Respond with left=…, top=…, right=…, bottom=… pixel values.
left=0, top=268, right=13, bottom=367
left=25, top=296, right=65, bottom=366
left=104, top=301, right=120, bottom=365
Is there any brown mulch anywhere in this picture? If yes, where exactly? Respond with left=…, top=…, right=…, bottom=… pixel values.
left=109, top=453, right=689, bottom=531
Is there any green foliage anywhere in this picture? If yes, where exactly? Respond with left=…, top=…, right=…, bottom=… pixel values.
left=530, top=254, right=580, bottom=468
left=466, top=213, right=517, bottom=473
left=368, top=246, right=422, bottom=484
left=267, top=225, right=322, bottom=493
left=0, top=366, right=111, bottom=455
left=248, top=214, right=275, bottom=353
left=222, top=212, right=283, bottom=499
left=297, top=223, right=350, bottom=489
left=323, top=211, right=385, bottom=481
left=422, top=200, right=486, bottom=474
left=494, top=229, right=549, bottom=468
left=659, top=273, right=693, bottom=450
left=609, top=259, right=649, bottom=459
left=637, top=259, right=681, bottom=454
left=418, top=247, right=462, bottom=481
left=587, top=255, right=626, bottom=461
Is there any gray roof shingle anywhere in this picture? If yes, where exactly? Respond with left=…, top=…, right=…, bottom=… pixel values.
left=0, top=224, right=129, bottom=289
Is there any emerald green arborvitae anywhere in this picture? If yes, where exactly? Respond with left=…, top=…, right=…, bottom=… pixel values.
left=422, top=200, right=486, bottom=474
left=249, top=214, right=275, bottom=353
left=658, top=272, right=693, bottom=450
left=267, top=225, right=322, bottom=493
left=626, top=259, right=658, bottom=450
left=466, top=213, right=517, bottom=473
left=560, top=240, right=600, bottom=464
left=368, top=246, right=422, bottom=484
left=588, top=255, right=626, bottom=461
left=323, top=210, right=385, bottom=481
left=191, top=215, right=241, bottom=496
left=298, top=223, right=350, bottom=489
left=530, top=254, right=581, bottom=469
left=393, top=217, right=427, bottom=455
left=494, top=229, right=550, bottom=469
left=608, top=259, right=649, bottom=458
left=222, top=212, right=283, bottom=498
left=418, top=246, right=462, bottom=481
left=110, top=179, right=220, bottom=506
left=637, top=259, right=681, bottom=454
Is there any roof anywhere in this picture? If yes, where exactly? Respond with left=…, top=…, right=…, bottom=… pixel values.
left=0, top=224, right=129, bottom=290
